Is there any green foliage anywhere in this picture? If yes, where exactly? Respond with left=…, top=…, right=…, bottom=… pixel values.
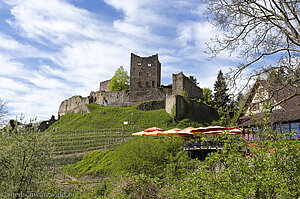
left=67, top=137, right=189, bottom=177
left=109, top=66, right=129, bottom=91
left=214, top=70, right=230, bottom=109
left=110, top=174, right=160, bottom=199
left=0, top=118, right=51, bottom=197
left=202, top=87, right=214, bottom=105
left=173, top=134, right=300, bottom=198
left=66, top=150, right=116, bottom=176
left=176, top=118, right=202, bottom=129
left=180, top=89, right=189, bottom=99
left=48, top=103, right=174, bottom=131
left=66, top=136, right=197, bottom=198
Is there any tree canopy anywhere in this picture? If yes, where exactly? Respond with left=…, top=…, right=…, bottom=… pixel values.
left=109, top=66, right=130, bottom=91
left=203, top=0, right=300, bottom=92
left=0, top=99, right=7, bottom=121
left=214, top=70, right=230, bottom=109
left=202, top=87, right=214, bottom=105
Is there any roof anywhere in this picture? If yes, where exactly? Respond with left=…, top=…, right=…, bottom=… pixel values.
left=237, top=80, right=300, bottom=127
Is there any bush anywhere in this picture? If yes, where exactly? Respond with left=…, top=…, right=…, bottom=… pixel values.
left=0, top=119, right=52, bottom=196
left=176, top=118, right=202, bottom=129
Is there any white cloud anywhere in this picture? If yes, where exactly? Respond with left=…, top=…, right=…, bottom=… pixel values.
left=0, top=0, right=245, bottom=121
left=6, top=0, right=101, bottom=45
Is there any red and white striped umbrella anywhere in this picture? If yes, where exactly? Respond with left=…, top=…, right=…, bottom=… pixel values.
left=203, top=130, right=224, bottom=135
left=144, top=127, right=164, bottom=132
left=225, top=128, right=243, bottom=134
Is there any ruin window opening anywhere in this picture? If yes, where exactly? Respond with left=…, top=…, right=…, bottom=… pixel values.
left=138, top=63, right=142, bottom=66
left=137, top=81, right=143, bottom=88
left=148, top=63, right=151, bottom=67
left=152, top=81, right=155, bottom=87
left=145, top=82, right=150, bottom=88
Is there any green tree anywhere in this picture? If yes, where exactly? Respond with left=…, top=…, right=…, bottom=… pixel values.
left=109, top=66, right=129, bottom=91
left=0, top=118, right=51, bottom=198
left=213, top=70, right=230, bottom=109
left=202, top=87, right=214, bottom=105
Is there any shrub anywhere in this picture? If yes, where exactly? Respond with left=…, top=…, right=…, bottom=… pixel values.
left=0, top=119, right=52, bottom=196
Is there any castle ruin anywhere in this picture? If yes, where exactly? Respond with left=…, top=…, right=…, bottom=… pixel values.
left=58, top=53, right=218, bottom=122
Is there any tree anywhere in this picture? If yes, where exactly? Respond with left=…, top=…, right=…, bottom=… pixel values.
left=213, top=70, right=230, bottom=109
left=172, top=132, right=300, bottom=198
left=189, top=76, right=199, bottom=85
left=203, top=0, right=300, bottom=100
left=202, top=87, right=214, bottom=105
left=0, top=99, right=7, bottom=121
left=109, top=66, right=130, bottom=91
left=0, top=118, right=51, bottom=198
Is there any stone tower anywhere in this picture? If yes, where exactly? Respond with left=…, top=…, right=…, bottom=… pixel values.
left=129, top=53, right=162, bottom=101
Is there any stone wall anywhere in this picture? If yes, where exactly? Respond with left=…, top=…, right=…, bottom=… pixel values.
left=166, top=94, right=219, bottom=123
left=135, top=100, right=165, bottom=111
left=172, top=72, right=203, bottom=99
left=89, top=90, right=135, bottom=107
left=58, top=53, right=208, bottom=119
left=38, top=115, right=58, bottom=132
left=99, top=79, right=111, bottom=91
left=129, top=53, right=162, bottom=102
left=58, top=96, right=90, bottom=116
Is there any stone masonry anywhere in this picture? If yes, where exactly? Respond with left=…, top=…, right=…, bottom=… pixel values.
left=58, top=53, right=218, bottom=123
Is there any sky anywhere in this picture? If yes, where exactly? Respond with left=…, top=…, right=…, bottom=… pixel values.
left=0, top=0, right=241, bottom=121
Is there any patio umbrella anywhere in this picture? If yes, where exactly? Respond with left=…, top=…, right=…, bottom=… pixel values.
left=132, top=131, right=146, bottom=136
left=177, top=127, right=195, bottom=136
left=205, top=126, right=237, bottom=131
left=143, top=131, right=161, bottom=136
left=180, top=127, right=195, bottom=133
left=157, top=128, right=181, bottom=136
left=225, top=128, right=243, bottom=134
left=144, top=127, right=164, bottom=132
left=177, top=131, right=195, bottom=136
left=190, top=127, right=207, bottom=134
left=203, top=130, right=224, bottom=135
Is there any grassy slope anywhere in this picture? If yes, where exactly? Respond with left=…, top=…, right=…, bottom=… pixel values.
left=48, top=103, right=176, bottom=131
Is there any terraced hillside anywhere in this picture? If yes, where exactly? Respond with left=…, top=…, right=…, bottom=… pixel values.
left=48, top=103, right=176, bottom=132
left=51, top=128, right=129, bottom=156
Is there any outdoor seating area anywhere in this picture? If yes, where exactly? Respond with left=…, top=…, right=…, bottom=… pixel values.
left=132, top=126, right=244, bottom=136
left=132, top=126, right=245, bottom=151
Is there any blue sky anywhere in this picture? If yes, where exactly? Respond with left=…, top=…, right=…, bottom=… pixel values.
left=0, top=0, right=241, bottom=121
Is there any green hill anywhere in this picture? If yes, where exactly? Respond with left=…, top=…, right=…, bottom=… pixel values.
left=48, top=103, right=177, bottom=132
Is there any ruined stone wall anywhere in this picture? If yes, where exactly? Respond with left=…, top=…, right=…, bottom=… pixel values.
left=90, top=90, right=135, bottom=107
left=172, top=72, right=203, bottom=99
left=99, top=79, right=111, bottom=92
left=135, top=100, right=165, bottom=111
left=129, top=53, right=162, bottom=102
left=166, top=94, right=218, bottom=123
left=58, top=53, right=208, bottom=119
left=58, top=96, right=90, bottom=116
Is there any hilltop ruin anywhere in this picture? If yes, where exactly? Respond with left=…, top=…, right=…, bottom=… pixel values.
left=58, top=53, right=218, bottom=122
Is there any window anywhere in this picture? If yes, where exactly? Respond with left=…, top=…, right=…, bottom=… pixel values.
left=137, top=81, right=142, bottom=88
left=145, top=82, right=150, bottom=88
left=138, top=63, right=142, bottom=66
left=148, top=63, right=151, bottom=67
left=152, top=81, right=155, bottom=87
